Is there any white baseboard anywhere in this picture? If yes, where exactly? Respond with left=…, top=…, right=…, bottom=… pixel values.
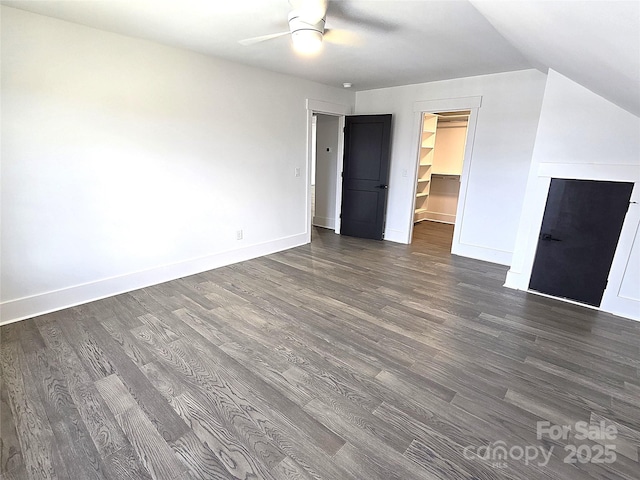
left=521, top=289, right=639, bottom=323
left=0, top=233, right=308, bottom=325
left=312, top=216, right=335, bottom=229
left=383, top=228, right=409, bottom=244
left=505, top=269, right=640, bottom=322
left=504, top=269, right=528, bottom=290
left=424, top=212, right=456, bottom=224
left=600, top=296, right=640, bottom=322
left=451, top=242, right=512, bottom=266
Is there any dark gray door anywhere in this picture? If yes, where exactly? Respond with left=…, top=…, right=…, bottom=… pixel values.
left=529, top=179, right=633, bottom=307
left=340, top=114, right=392, bottom=240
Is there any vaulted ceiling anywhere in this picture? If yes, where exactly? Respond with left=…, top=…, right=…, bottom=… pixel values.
left=3, top=0, right=639, bottom=115
left=470, top=1, right=640, bottom=116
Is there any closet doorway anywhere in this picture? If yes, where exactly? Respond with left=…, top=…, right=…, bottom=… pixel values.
left=411, top=110, right=471, bottom=246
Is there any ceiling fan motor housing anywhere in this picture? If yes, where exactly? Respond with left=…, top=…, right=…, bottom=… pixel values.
left=288, top=11, right=326, bottom=38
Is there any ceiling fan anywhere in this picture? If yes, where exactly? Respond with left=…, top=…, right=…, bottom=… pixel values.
left=238, top=0, right=342, bottom=55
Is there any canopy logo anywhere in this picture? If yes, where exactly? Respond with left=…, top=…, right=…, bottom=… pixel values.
left=463, top=421, right=618, bottom=469
left=463, top=440, right=552, bottom=469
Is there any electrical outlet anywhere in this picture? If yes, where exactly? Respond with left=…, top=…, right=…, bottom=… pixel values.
left=236, top=229, right=243, bottom=240
left=402, top=169, right=408, bottom=177
left=294, top=167, right=301, bottom=177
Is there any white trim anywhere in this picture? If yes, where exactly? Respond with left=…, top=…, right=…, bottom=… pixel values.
left=0, top=233, right=307, bottom=325
left=525, top=289, right=601, bottom=311
left=335, top=116, right=345, bottom=234
left=306, top=99, right=351, bottom=115
left=312, top=216, right=336, bottom=229
left=616, top=221, right=640, bottom=302
left=413, top=96, right=482, bottom=113
left=452, top=243, right=512, bottom=266
left=504, top=269, right=526, bottom=290
left=503, top=175, right=552, bottom=290
left=421, top=213, right=456, bottom=224
left=306, top=109, right=314, bottom=243
left=383, top=228, right=407, bottom=243
left=538, top=163, right=640, bottom=182
left=526, top=286, right=638, bottom=322
left=451, top=108, right=480, bottom=256
left=601, top=190, right=640, bottom=321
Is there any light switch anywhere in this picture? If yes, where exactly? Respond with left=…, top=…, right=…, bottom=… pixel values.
left=402, top=169, right=408, bottom=177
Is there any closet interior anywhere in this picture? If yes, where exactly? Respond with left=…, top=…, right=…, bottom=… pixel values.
left=413, top=110, right=470, bottom=225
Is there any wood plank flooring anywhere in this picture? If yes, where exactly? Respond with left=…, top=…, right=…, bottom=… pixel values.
left=1, top=221, right=639, bottom=480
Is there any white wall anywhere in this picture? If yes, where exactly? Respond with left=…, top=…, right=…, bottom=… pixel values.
left=355, top=69, right=547, bottom=264
left=506, top=70, right=640, bottom=320
left=0, top=6, right=354, bottom=323
left=425, top=176, right=461, bottom=224
left=313, top=114, right=339, bottom=229
left=432, top=123, right=467, bottom=175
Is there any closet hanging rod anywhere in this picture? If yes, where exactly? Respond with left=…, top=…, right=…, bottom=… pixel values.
left=435, top=113, right=469, bottom=119
left=431, top=174, right=460, bottom=180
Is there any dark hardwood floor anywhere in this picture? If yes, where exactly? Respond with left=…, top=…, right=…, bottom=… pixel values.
left=1, top=221, right=639, bottom=480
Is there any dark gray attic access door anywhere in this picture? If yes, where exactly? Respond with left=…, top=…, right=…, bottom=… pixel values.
left=529, top=178, right=634, bottom=307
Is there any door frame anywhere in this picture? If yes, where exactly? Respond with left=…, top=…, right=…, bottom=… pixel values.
left=305, top=99, right=351, bottom=243
left=408, top=96, right=482, bottom=254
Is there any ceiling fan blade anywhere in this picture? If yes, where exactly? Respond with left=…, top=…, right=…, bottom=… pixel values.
left=324, top=28, right=362, bottom=46
left=290, top=0, right=328, bottom=24
left=327, top=1, right=397, bottom=33
left=238, top=31, right=290, bottom=46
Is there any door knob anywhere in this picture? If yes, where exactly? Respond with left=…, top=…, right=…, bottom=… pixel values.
left=376, top=184, right=388, bottom=189
left=540, top=233, right=562, bottom=242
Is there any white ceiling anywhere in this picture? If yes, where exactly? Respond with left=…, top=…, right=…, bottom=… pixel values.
left=2, top=0, right=639, bottom=115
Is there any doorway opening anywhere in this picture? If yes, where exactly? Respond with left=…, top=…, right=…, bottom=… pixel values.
left=305, top=99, right=350, bottom=245
left=307, top=111, right=344, bottom=243
left=411, top=110, right=471, bottom=247
left=311, top=114, right=341, bottom=234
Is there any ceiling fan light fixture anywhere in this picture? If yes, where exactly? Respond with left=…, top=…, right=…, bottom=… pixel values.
left=292, top=29, right=324, bottom=55
left=289, top=12, right=325, bottom=55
